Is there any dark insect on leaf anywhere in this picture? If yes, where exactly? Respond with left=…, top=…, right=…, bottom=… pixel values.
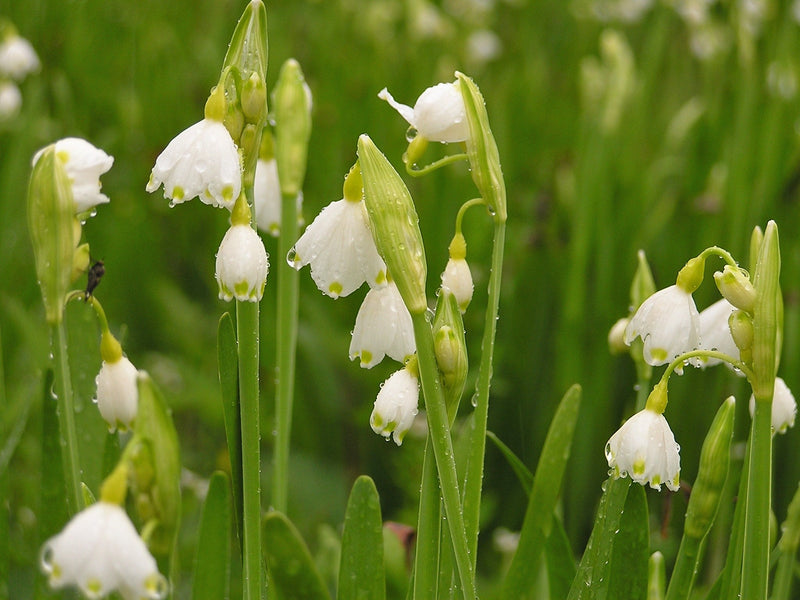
left=85, top=260, right=105, bottom=300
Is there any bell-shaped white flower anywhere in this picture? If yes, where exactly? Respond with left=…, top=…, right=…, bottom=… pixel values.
left=0, top=81, right=21, bottom=120
left=33, top=137, right=115, bottom=214
left=698, top=298, right=740, bottom=368
left=290, top=198, right=386, bottom=298
left=40, top=501, right=168, bottom=600
left=95, top=356, right=139, bottom=432
left=147, top=118, right=241, bottom=210
left=254, top=157, right=282, bottom=235
left=370, top=365, right=420, bottom=446
left=378, top=81, right=469, bottom=143
left=625, top=284, right=701, bottom=371
left=749, top=377, right=797, bottom=434
left=441, top=257, right=473, bottom=313
left=216, top=222, right=269, bottom=303
left=0, top=34, right=40, bottom=80
left=350, top=280, right=415, bottom=368
left=605, top=407, right=681, bottom=491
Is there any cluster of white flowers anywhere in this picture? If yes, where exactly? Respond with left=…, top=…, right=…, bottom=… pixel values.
left=0, top=25, right=39, bottom=120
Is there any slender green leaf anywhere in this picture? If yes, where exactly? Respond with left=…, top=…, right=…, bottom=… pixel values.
left=192, top=471, right=232, bottom=600
left=338, top=475, right=385, bottom=600
left=40, top=369, right=68, bottom=542
left=262, top=511, right=332, bottom=600
left=218, top=312, right=243, bottom=546
left=412, top=439, right=441, bottom=600
left=545, top=515, right=576, bottom=600
left=566, top=477, right=631, bottom=600
left=606, top=483, right=649, bottom=599
left=486, top=430, right=533, bottom=494
left=501, top=383, right=582, bottom=599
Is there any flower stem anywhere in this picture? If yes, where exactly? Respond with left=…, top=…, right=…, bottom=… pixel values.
left=272, top=191, right=299, bottom=514
left=411, top=311, right=477, bottom=599
left=51, top=319, right=82, bottom=516
left=463, top=216, right=506, bottom=567
left=740, top=397, right=772, bottom=599
left=405, top=152, right=468, bottom=177
left=236, top=299, right=262, bottom=600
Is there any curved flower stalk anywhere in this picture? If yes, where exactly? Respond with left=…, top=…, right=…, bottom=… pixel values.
left=605, top=382, right=681, bottom=491
left=370, top=359, right=420, bottom=445
left=350, top=279, right=415, bottom=368
left=289, top=164, right=386, bottom=298
left=41, top=501, right=168, bottom=600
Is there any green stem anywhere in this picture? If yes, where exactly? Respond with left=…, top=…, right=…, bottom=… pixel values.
left=412, top=437, right=442, bottom=600
left=462, top=217, right=506, bottom=568
left=237, top=299, right=262, bottom=600
left=411, top=312, right=477, bottom=599
left=740, top=398, right=772, bottom=599
left=406, top=153, right=468, bottom=177
left=51, top=319, right=82, bottom=515
left=272, top=192, right=300, bottom=514
left=664, top=534, right=702, bottom=600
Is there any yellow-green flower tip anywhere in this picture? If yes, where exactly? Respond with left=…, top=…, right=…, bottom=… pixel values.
left=448, top=232, right=467, bottom=260
left=343, top=162, right=363, bottom=203
left=99, top=461, right=129, bottom=506
left=644, top=380, right=668, bottom=414
left=204, top=84, right=226, bottom=122
left=676, top=256, right=705, bottom=293
left=259, top=128, right=275, bottom=161
left=100, top=330, right=124, bottom=364
left=230, top=192, right=252, bottom=226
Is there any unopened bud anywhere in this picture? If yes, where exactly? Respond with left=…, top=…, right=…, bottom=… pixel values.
left=676, top=255, right=706, bottom=294
left=729, top=310, right=754, bottom=356
left=608, top=318, right=629, bottom=355
left=273, top=58, right=312, bottom=198
left=714, top=265, right=756, bottom=312
left=241, top=72, right=267, bottom=123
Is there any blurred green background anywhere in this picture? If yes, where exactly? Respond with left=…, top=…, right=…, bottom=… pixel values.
left=3, top=0, right=800, bottom=596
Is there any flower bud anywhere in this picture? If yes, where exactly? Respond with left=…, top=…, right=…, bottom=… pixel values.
left=357, top=135, right=427, bottom=314
left=751, top=221, right=781, bottom=401
left=729, top=309, right=754, bottom=355
left=241, top=72, right=267, bottom=123
left=714, top=265, right=756, bottom=312
left=433, top=292, right=468, bottom=418
left=456, top=71, right=506, bottom=221
left=221, top=0, right=268, bottom=95
left=684, top=396, right=735, bottom=539
left=630, top=250, right=656, bottom=310
left=608, top=317, right=629, bottom=355
left=441, top=233, right=473, bottom=313
left=273, top=58, right=312, bottom=199
left=676, top=255, right=706, bottom=294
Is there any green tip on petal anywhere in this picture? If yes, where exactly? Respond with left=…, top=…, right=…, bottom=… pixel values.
left=360, top=350, right=373, bottom=366
left=329, top=281, right=343, bottom=297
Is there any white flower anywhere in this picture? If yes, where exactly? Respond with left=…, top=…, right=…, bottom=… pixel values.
left=749, top=377, right=797, bottom=434
left=0, top=81, right=21, bottom=120
left=33, top=137, right=115, bottom=214
left=698, top=298, right=739, bottom=368
left=95, top=357, right=139, bottom=432
left=350, top=281, right=415, bottom=368
left=370, top=367, right=419, bottom=446
left=40, top=502, right=168, bottom=600
left=441, top=257, right=474, bottom=313
left=215, top=223, right=269, bottom=302
left=254, top=157, right=282, bottom=235
left=146, top=119, right=241, bottom=210
left=290, top=198, right=386, bottom=298
left=378, top=81, right=469, bottom=143
left=0, top=34, right=39, bottom=80
left=625, top=284, right=701, bottom=371
left=605, top=407, right=681, bottom=491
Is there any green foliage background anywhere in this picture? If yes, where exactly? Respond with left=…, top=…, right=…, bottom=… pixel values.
left=3, top=0, right=800, bottom=596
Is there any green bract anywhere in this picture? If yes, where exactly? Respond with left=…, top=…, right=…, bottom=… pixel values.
left=273, top=58, right=312, bottom=198
left=357, top=134, right=427, bottom=315
left=27, top=147, right=77, bottom=324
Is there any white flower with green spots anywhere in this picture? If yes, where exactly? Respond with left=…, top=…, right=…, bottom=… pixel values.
left=215, top=223, right=269, bottom=302
left=350, top=280, right=415, bottom=368
left=370, top=366, right=419, bottom=446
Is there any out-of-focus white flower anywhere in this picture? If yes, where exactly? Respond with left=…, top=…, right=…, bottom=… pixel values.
left=749, top=377, right=797, bottom=434
left=33, top=137, right=115, bottom=214
left=350, top=281, right=415, bottom=368
left=608, top=317, right=630, bottom=355
left=465, top=29, right=502, bottom=67
left=441, top=257, right=473, bottom=313
left=698, top=298, right=739, bottom=368
left=290, top=198, right=386, bottom=298
left=216, top=223, right=269, bottom=302
left=40, top=502, right=168, bottom=600
left=378, top=81, right=469, bottom=143
left=0, top=80, right=21, bottom=119
left=254, top=157, right=281, bottom=235
left=95, top=357, right=139, bottom=432
left=147, top=119, right=241, bottom=210
left=0, top=34, right=39, bottom=80
left=605, top=407, right=681, bottom=491
left=625, top=284, right=701, bottom=371
left=370, top=366, right=419, bottom=445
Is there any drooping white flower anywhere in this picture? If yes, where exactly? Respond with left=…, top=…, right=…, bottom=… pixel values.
left=215, top=223, right=269, bottom=302
left=40, top=502, right=168, bottom=600
left=698, top=298, right=739, bottom=368
left=95, top=357, right=139, bottom=432
left=33, top=137, right=115, bottom=214
left=254, top=157, right=282, bottom=235
left=441, top=257, right=473, bottom=313
left=625, top=284, right=701, bottom=371
left=146, top=119, right=241, bottom=210
left=350, top=281, right=415, bottom=368
left=290, top=198, right=386, bottom=298
left=0, top=34, right=40, bottom=80
left=605, top=407, right=681, bottom=491
left=0, top=81, right=21, bottom=119
left=370, top=366, right=420, bottom=446
left=378, top=81, right=469, bottom=143
left=749, top=377, right=797, bottom=434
